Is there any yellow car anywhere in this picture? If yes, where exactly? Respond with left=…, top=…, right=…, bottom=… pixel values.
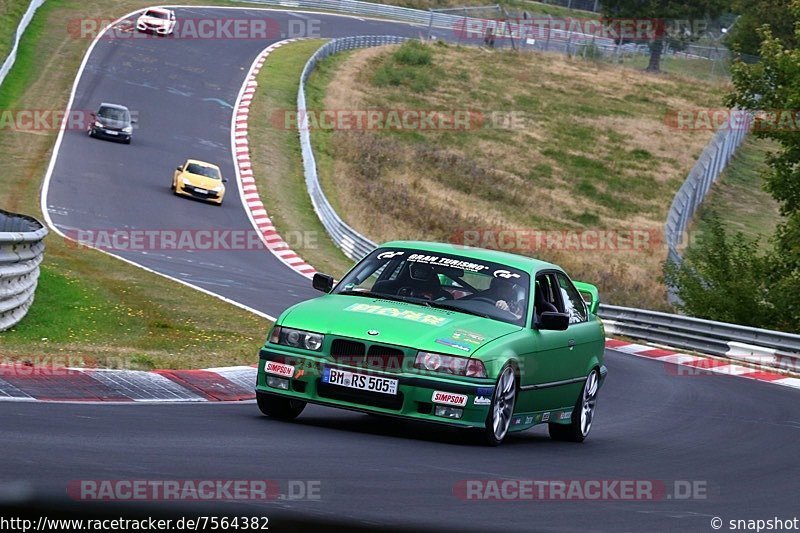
left=172, top=159, right=227, bottom=206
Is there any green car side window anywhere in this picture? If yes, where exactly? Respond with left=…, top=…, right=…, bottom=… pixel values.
left=556, top=273, right=588, bottom=324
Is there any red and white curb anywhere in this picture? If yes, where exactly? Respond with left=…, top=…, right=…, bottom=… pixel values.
left=232, top=38, right=316, bottom=279
left=0, top=364, right=258, bottom=403
left=4, top=339, right=800, bottom=402
left=606, top=338, right=800, bottom=391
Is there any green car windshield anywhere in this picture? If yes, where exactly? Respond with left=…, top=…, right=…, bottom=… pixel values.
left=333, top=248, right=530, bottom=326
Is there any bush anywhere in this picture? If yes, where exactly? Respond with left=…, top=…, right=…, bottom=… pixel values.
left=371, top=41, right=438, bottom=93
left=663, top=213, right=774, bottom=328
left=394, top=40, right=432, bottom=66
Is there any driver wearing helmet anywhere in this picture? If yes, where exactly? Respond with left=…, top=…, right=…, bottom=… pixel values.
left=490, top=278, right=524, bottom=319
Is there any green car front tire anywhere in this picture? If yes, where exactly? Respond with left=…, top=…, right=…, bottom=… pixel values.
left=257, top=393, right=306, bottom=421
left=483, top=365, right=517, bottom=446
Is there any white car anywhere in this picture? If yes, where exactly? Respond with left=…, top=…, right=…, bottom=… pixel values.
left=136, top=7, right=176, bottom=36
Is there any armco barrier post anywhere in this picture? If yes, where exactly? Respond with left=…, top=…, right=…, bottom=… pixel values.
left=0, top=210, right=47, bottom=331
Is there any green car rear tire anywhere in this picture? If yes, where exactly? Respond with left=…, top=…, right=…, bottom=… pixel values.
left=549, top=369, right=599, bottom=443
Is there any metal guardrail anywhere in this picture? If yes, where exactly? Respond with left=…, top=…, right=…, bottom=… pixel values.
left=243, top=0, right=496, bottom=29
left=298, top=35, right=400, bottom=261
left=664, top=111, right=750, bottom=265
left=0, top=210, right=47, bottom=331
left=599, top=304, right=800, bottom=371
left=0, top=0, right=46, bottom=88
left=242, top=0, right=612, bottom=52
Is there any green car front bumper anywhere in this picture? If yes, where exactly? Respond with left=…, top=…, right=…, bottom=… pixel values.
left=256, top=348, right=497, bottom=428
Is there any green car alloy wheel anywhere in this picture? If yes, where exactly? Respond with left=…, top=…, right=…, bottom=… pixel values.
left=484, top=365, right=517, bottom=446
left=549, top=369, right=600, bottom=443
left=256, top=241, right=608, bottom=446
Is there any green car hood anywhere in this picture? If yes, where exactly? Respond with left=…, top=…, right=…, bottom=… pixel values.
left=279, top=295, right=522, bottom=356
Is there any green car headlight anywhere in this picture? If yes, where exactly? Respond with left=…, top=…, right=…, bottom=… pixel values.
left=414, top=351, right=487, bottom=378
left=269, top=326, right=324, bottom=351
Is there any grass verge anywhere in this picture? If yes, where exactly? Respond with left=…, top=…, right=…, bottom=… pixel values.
left=303, top=40, right=727, bottom=309
left=247, top=39, right=353, bottom=278
left=692, top=136, right=781, bottom=249
left=0, top=0, right=271, bottom=368
left=0, top=0, right=31, bottom=62
left=622, top=54, right=731, bottom=84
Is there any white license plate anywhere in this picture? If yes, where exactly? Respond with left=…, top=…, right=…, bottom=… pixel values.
left=105, top=130, right=118, bottom=135
left=194, top=188, right=208, bottom=194
left=322, top=368, right=398, bottom=395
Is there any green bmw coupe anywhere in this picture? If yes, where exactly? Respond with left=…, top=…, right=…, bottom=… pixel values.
left=256, top=241, right=607, bottom=445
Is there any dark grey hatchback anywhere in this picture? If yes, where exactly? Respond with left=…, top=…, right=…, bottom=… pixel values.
left=88, top=103, right=135, bottom=144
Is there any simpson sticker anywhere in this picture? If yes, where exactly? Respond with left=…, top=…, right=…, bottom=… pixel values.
left=559, top=410, right=572, bottom=420
left=345, top=303, right=451, bottom=326
left=435, top=338, right=471, bottom=352
left=265, top=361, right=295, bottom=377
left=474, top=396, right=492, bottom=406
left=432, top=391, right=468, bottom=407
left=452, top=329, right=485, bottom=345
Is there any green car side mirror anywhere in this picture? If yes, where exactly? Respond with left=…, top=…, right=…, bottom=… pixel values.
left=312, top=273, right=334, bottom=293
left=538, top=312, right=570, bottom=331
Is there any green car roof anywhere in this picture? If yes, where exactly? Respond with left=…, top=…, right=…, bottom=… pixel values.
left=380, top=240, right=562, bottom=274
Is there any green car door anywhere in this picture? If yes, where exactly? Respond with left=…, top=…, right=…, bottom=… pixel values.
left=517, top=271, right=592, bottom=413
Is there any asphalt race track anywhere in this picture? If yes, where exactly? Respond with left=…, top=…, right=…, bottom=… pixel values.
left=2, top=350, right=799, bottom=530
left=43, top=7, right=448, bottom=318
left=11, top=6, right=800, bottom=531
